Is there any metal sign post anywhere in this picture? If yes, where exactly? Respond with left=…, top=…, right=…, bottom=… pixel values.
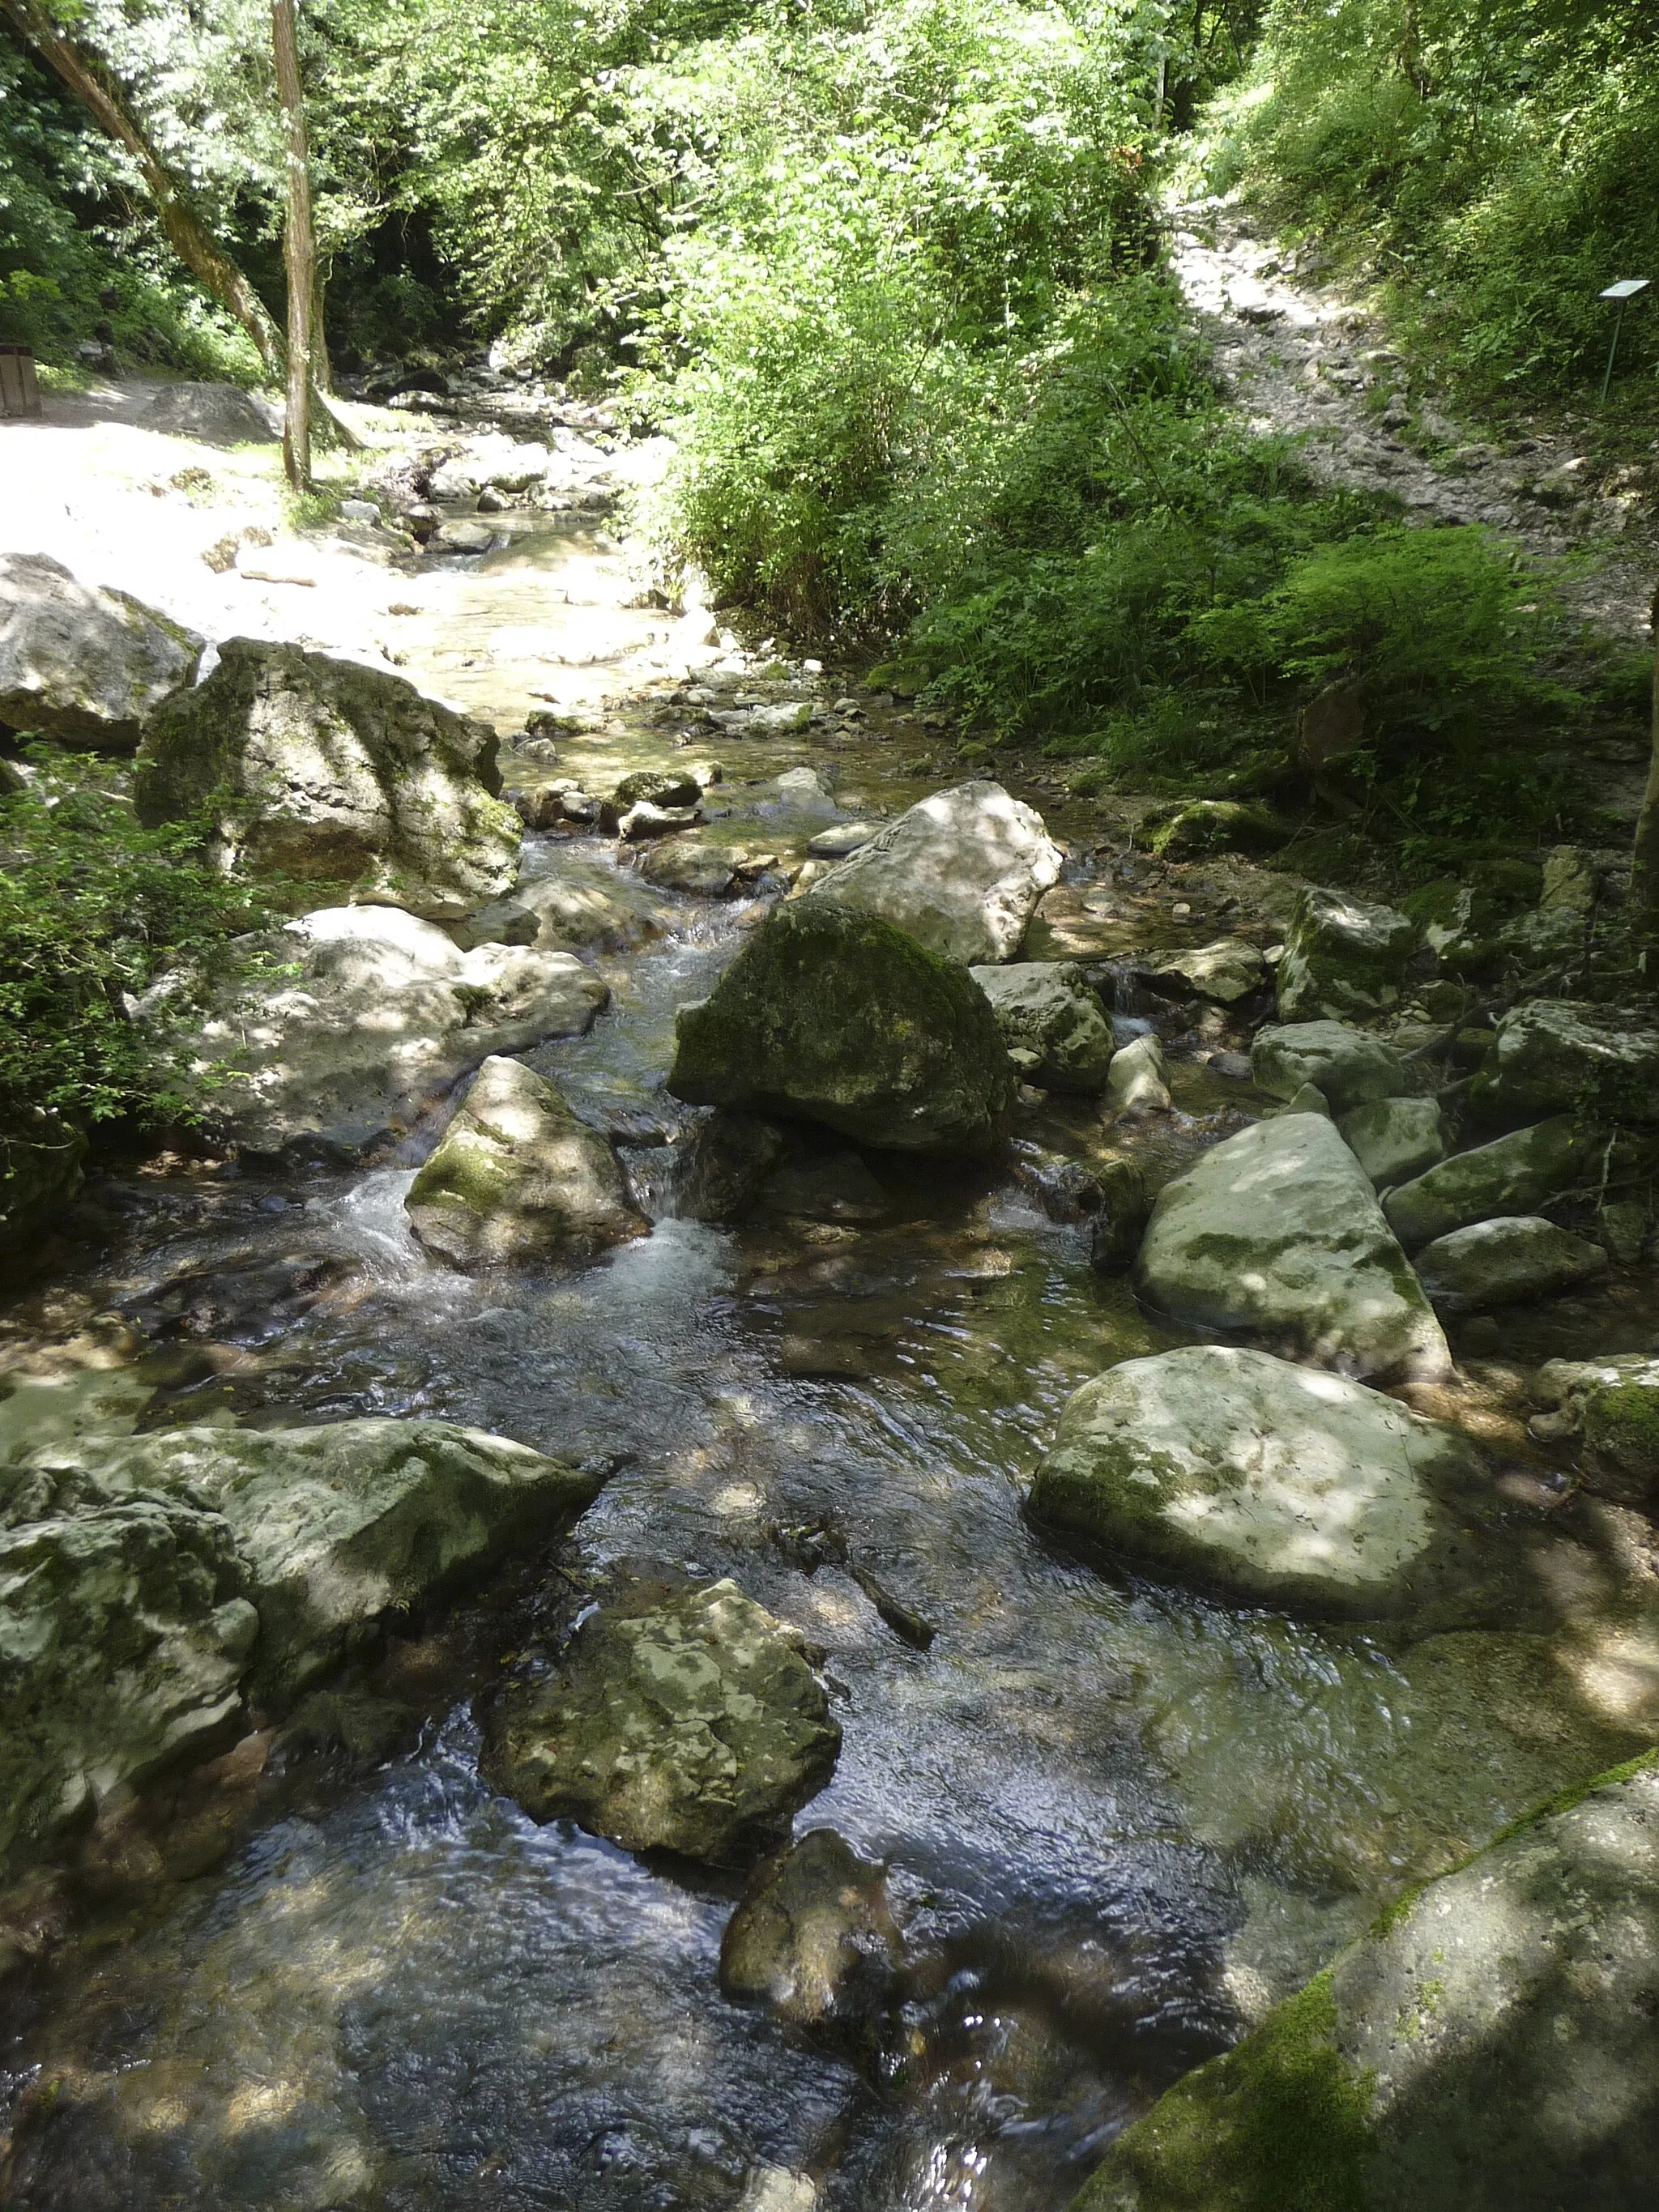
left=1599, top=279, right=1650, bottom=401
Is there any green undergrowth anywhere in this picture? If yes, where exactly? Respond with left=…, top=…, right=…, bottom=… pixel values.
left=0, top=750, right=282, bottom=1135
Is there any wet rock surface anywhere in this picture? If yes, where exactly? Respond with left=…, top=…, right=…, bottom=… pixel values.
left=719, top=1826, right=902, bottom=2040
left=482, top=1575, right=842, bottom=1861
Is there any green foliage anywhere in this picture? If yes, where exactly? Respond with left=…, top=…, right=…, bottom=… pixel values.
left=0, top=752, right=278, bottom=1131
left=1210, top=0, right=1659, bottom=402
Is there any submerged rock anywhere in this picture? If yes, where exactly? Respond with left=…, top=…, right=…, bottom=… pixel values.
left=1276, top=885, right=1415, bottom=1023
left=720, top=1826, right=902, bottom=2039
left=1414, top=1217, right=1609, bottom=1314
left=1383, top=1116, right=1594, bottom=1251
left=0, top=550, right=203, bottom=750
left=802, top=781, right=1062, bottom=964
left=404, top=1055, right=646, bottom=1268
left=969, top=962, right=1116, bottom=1091
left=1533, top=1355, right=1659, bottom=1506
left=481, top=1576, right=841, bottom=1862
left=1252, top=1020, right=1408, bottom=1116
left=24, top=1420, right=600, bottom=1701
left=1136, top=1113, right=1450, bottom=1380
left=1475, top=999, right=1659, bottom=1128
left=135, top=637, right=520, bottom=919
left=1336, top=1096, right=1447, bottom=1189
left=175, top=904, right=609, bottom=1158
left=1031, top=1345, right=1499, bottom=1620
left=514, top=855, right=672, bottom=952
left=0, top=1478, right=254, bottom=1873
left=669, top=901, right=1017, bottom=1156
left=1072, top=1754, right=1659, bottom=2212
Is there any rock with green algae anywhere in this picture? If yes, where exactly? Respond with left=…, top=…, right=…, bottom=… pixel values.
left=1276, top=886, right=1415, bottom=1024
left=719, top=1826, right=902, bottom=2042
left=1068, top=1752, right=1659, bottom=2212
left=1335, top=1097, right=1446, bottom=1189
left=1252, top=1021, right=1408, bottom=1118
left=134, top=637, right=521, bottom=920
left=1414, top=1216, right=1608, bottom=1314
left=968, top=961, right=1117, bottom=1091
left=481, top=1575, right=841, bottom=1862
left=1135, top=1114, right=1451, bottom=1382
left=1030, top=1345, right=1504, bottom=1622
left=1533, top=1354, right=1659, bottom=1505
left=668, top=899, right=1018, bottom=1156
left=1141, top=799, right=1291, bottom=861
left=404, top=1055, right=646, bottom=1268
left=1473, top=999, right=1659, bottom=1129
left=1383, top=1116, right=1597, bottom=1251
left=19, top=1419, right=603, bottom=1700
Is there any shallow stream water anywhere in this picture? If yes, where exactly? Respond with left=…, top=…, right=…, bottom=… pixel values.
left=3, top=517, right=1659, bottom=2212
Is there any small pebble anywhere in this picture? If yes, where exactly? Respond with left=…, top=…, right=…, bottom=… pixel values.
left=1172, top=902, right=1192, bottom=918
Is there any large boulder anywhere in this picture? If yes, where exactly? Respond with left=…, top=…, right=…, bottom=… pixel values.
left=1473, top=1000, right=1659, bottom=1128
left=134, top=638, right=521, bottom=920
left=1336, top=1097, right=1447, bottom=1189
left=481, top=1575, right=841, bottom=1862
left=1030, top=1345, right=1500, bottom=1621
left=0, top=1472, right=256, bottom=1873
left=27, top=1420, right=602, bottom=1701
left=802, top=781, right=1062, bottom=964
left=1383, top=1117, right=1594, bottom=1251
left=1136, top=1113, right=1450, bottom=1380
left=0, top=551, right=203, bottom=750
left=404, top=1055, right=646, bottom=1268
left=140, top=381, right=282, bottom=444
left=669, top=900, right=1017, bottom=1157
left=1251, top=1021, right=1408, bottom=1116
left=1414, top=1217, right=1608, bottom=1314
left=1276, top=885, right=1415, bottom=1023
left=1533, top=1355, right=1659, bottom=1506
left=969, top=961, right=1116, bottom=1091
left=1071, top=1754, right=1659, bottom=2212
left=173, top=904, right=609, bottom=1158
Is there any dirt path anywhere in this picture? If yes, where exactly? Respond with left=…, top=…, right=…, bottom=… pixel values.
left=1167, top=194, right=1656, bottom=647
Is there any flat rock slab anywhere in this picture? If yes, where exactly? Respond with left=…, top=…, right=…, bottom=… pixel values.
left=669, top=900, right=1017, bottom=1156
left=481, top=1576, right=841, bottom=1862
left=25, top=1419, right=601, bottom=1701
left=802, top=780, right=1061, bottom=965
left=1476, top=999, right=1659, bottom=1127
left=1337, top=1096, right=1447, bottom=1188
left=1073, top=1755, right=1659, bottom=2212
left=1384, top=1116, right=1593, bottom=1251
left=405, top=1055, right=646, bottom=1268
left=969, top=961, right=1116, bottom=1092
left=1030, top=1345, right=1498, bottom=1620
left=1414, top=1216, right=1608, bottom=1313
left=0, top=550, right=203, bottom=751
left=180, top=904, right=610, bottom=1159
left=1136, top=1113, right=1450, bottom=1380
left=1252, top=1021, right=1408, bottom=1116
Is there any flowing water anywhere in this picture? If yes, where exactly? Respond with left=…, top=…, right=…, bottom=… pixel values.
left=3, top=506, right=1658, bottom=2212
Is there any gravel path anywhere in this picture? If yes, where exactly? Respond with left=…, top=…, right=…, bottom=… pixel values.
left=1167, top=194, right=1656, bottom=646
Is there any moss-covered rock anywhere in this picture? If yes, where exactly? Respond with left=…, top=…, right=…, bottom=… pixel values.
left=969, top=961, right=1117, bottom=1091
left=1336, top=1097, right=1447, bottom=1189
left=0, top=551, right=203, bottom=752
left=669, top=900, right=1018, bottom=1156
left=1277, top=886, right=1415, bottom=1024
left=481, top=1575, right=841, bottom=1862
left=1473, top=1000, right=1659, bottom=1129
left=404, top=1055, right=646, bottom=1269
left=1533, top=1354, right=1659, bottom=1505
left=1070, top=1754, right=1659, bottom=2211
left=1141, top=799, right=1292, bottom=861
left=1252, top=1022, right=1408, bottom=1117
left=1414, top=1216, right=1608, bottom=1313
left=1382, top=1116, right=1594, bottom=1251
left=134, top=637, right=521, bottom=920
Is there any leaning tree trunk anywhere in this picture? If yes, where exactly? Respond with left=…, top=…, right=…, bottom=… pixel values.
left=1632, top=583, right=1659, bottom=946
left=270, top=0, right=315, bottom=490
left=0, top=0, right=285, bottom=378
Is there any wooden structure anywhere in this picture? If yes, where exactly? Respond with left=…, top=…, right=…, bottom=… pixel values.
left=0, top=344, right=42, bottom=418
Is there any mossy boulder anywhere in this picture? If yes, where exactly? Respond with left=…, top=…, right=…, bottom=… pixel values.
left=481, top=1575, right=841, bottom=1862
left=1141, top=799, right=1291, bottom=861
left=1030, top=1346, right=1501, bottom=1622
left=1070, top=1754, right=1659, bottom=2212
left=134, top=637, right=521, bottom=920
left=1414, top=1217, right=1608, bottom=1314
left=1473, top=1000, right=1659, bottom=1129
left=1252, top=1022, right=1408, bottom=1117
left=969, top=961, right=1117, bottom=1091
left=404, top=1055, right=646, bottom=1269
left=1135, top=1114, right=1450, bottom=1381
left=1336, top=1097, right=1447, bottom=1189
left=0, top=551, right=203, bottom=752
left=669, top=900, right=1018, bottom=1156
left=1277, top=886, right=1415, bottom=1024
left=1383, top=1117, right=1595, bottom=1251
left=1534, top=1355, right=1659, bottom=1505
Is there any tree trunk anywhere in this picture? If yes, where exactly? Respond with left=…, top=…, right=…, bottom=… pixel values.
left=1632, top=584, right=1659, bottom=945
left=0, top=0, right=284, bottom=377
left=271, top=0, right=315, bottom=490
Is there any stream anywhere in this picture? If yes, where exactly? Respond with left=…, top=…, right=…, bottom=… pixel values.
left=2, top=497, right=1657, bottom=2212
